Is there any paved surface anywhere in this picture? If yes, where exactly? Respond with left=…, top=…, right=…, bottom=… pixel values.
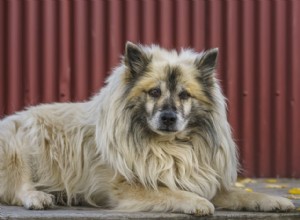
left=0, top=179, right=299, bottom=220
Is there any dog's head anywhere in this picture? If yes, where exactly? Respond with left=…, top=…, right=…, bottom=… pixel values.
left=123, top=42, right=218, bottom=135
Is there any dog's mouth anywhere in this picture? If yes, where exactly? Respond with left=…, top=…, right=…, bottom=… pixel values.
left=147, top=122, right=179, bottom=135
left=147, top=110, right=188, bottom=135
left=158, top=128, right=178, bottom=133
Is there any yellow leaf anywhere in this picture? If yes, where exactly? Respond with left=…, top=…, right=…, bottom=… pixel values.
left=265, top=184, right=288, bottom=189
left=238, top=178, right=256, bottom=184
left=288, top=188, right=300, bottom=195
left=287, top=195, right=300, bottom=200
left=235, top=182, right=245, bottom=188
left=265, top=179, right=277, bottom=183
left=245, top=188, right=253, bottom=192
left=297, top=207, right=300, bottom=212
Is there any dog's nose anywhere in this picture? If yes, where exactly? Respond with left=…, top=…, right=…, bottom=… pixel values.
left=160, top=111, right=177, bottom=126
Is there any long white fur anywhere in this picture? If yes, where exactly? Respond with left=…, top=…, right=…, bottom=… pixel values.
left=0, top=44, right=294, bottom=214
left=93, top=45, right=238, bottom=198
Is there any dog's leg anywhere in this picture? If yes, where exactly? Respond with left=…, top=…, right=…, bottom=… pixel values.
left=212, top=188, right=295, bottom=212
left=0, top=151, right=54, bottom=209
left=110, top=182, right=214, bottom=216
left=15, top=184, right=55, bottom=210
left=0, top=133, right=54, bottom=209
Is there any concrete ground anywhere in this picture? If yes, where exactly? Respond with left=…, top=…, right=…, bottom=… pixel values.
left=0, top=179, right=299, bottom=220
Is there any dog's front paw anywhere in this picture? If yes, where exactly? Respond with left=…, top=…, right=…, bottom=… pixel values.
left=21, top=191, right=55, bottom=210
left=252, top=195, right=295, bottom=212
left=233, top=193, right=295, bottom=212
left=212, top=189, right=295, bottom=212
left=177, top=195, right=215, bottom=216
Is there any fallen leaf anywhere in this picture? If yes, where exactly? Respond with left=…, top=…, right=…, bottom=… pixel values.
left=265, top=184, right=288, bottom=189
left=288, top=188, right=300, bottom=195
left=235, top=182, right=245, bottom=188
left=287, top=195, right=300, bottom=200
left=238, top=178, right=256, bottom=184
left=265, top=179, right=277, bottom=183
left=244, top=188, right=253, bottom=192
left=297, top=207, right=300, bottom=212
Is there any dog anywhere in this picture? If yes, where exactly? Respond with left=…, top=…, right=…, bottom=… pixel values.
left=0, top=42, right=295, bottom=215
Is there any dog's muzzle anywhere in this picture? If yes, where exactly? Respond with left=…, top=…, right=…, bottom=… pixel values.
left=159, top=110, right=178, bottom=132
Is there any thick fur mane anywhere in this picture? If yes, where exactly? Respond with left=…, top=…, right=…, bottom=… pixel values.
left=93, top=46, right=238, bottom=200
left=0, top=43, right=295, bottom=214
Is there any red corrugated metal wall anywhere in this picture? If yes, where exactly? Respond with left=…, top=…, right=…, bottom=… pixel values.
left=0, top=0, right=299, bottom=177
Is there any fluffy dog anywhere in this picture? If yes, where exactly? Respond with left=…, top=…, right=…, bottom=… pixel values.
left=0, top=42, right=295, bottom=215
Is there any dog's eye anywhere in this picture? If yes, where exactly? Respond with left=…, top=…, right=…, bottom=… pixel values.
left=148, top=88, right=161, bottom=98
left=179, top=91, right=190, bottom=100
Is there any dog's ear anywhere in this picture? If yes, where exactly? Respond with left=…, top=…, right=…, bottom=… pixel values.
left=194, top=48, right=218, bottom=83
left=124, top=42, right=150, bottom=78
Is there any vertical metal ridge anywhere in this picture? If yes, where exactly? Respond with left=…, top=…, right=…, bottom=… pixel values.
left=42, top=0, right=58, bottom=103
left=142, top=0, right=156, bottom=44
left=87, top=0, right=93, bottom=96
left=176, top=0, right=191, bottom=49
left=285, top=0, right=293, bottom=177
left=24, top=0, right=41, bottom=106
left=269, top=2, right=276, bottom=177
left=253, top=1, right=262, bottom=177
left=273, top=1, right=288, bottom=177
left=125, top=0, right=140, bottom=43
left=0, top=0, right=5, bottom=116
left=240, top=1, right=254, bottom=176
left=7, top=0, right=23, bottom=113
left=1, top=0, right=299, bottom=177
left=72, top=0, right=89, bottom=101
left=108, top=0, right=124, bottom=70
left=89, top=0, right=107, bottom=94
left=289, top=0, right=300, bottom=177
left=224, top=0, right=246, bottom=174
left=219, top=0, right=227, bottom=92
left=257, top=0, right=272, bottom=177
left=192, top=0, right=206, bottom=52
left=159, top=0, right=174, bottom=49
left=236, top=0, right=245, bottom=175
left=205, top=0, right=222, bottom=49
left=58, top=0, right=71, bottom=102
